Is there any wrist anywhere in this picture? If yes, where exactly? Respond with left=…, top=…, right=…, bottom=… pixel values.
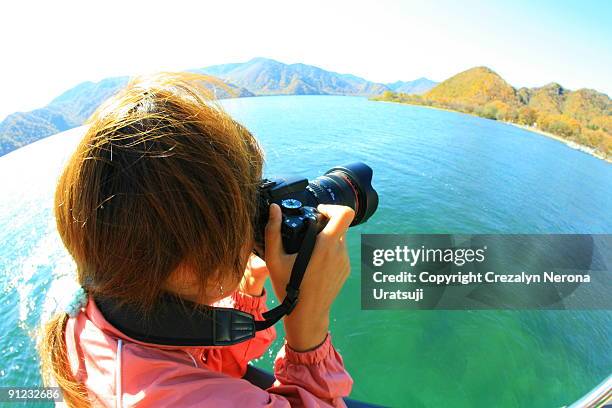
left=284, top=309, right=329, bottom=352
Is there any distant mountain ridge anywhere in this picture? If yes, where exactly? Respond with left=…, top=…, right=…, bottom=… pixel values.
left=374, top=66, right=612, bottom=159
left=0, top=57, right=435, bottom=156
left=0, top=77, right=129, bottom=155
left=0, top=76, right=252, bottom=156
left=197, top=57, right=390, bottom=96
left=387, top=77, right=437, bottom=94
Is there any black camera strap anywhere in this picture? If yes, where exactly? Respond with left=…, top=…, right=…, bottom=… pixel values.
left=255, top=218, right=318, bottom=331
left=95, top=219, right=319, bottom=347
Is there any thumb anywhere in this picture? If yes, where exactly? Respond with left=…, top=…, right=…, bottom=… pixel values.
left=264, top=203, right=283, bottom=263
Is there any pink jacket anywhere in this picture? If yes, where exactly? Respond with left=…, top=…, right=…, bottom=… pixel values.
left=65, top=290, right=353, bottom=407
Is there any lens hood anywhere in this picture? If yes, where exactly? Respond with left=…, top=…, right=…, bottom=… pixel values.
left=325, top=162, right=379, bottom=225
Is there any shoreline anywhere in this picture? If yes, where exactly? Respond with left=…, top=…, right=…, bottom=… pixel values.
left=374, top=99, right=611, bottom=164
left=508, top=123, right=610, bottom=163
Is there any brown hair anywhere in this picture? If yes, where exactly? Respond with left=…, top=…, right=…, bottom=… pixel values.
left=39, top=72, right=264, bottom=406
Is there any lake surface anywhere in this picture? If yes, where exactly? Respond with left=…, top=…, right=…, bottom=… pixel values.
left=0, top=95, right=610, bottom=407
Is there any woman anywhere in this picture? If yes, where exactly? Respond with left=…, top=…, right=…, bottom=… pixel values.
left=40, top=73, right=355, bottom=407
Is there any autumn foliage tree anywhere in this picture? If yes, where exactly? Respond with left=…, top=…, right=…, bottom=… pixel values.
left=518, top=106, right=538, bottom=126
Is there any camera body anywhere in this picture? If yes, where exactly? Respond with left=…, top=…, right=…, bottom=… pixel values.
left=255, top=162, right=378, bottom=255
left=257, top=177, right=328, bottom=254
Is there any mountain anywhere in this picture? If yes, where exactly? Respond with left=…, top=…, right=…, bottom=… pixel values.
left=0, top=76, right=252, bottom=156
left=519, top=84, right=610, bottom=122
left=197, top=57, right=389, bottom=96
left=424, top=66, right=518, bottom=106
left=373, top=66, right=612, bottom=159
left=1, top=58, right=401, bottom=156
left=518, top=82, right=566, bottom=114
left=386, top=77, right=437, bottom=94
left=0, top=77, right=128, bottom=156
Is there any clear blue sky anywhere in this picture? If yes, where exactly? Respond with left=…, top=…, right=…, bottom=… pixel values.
left=0, top=0, right=610, bottom=121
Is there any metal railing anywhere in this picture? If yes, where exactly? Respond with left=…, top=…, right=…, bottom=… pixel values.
left=568, top=374, right=612, bottom=408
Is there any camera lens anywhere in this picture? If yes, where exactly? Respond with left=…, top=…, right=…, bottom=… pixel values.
left=305, top=162, right=378, bottom=226
left=253, top=162, right=378, bottom=256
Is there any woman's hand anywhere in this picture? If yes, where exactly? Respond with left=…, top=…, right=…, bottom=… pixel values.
left=265, top=203, right=354, bottom=351
left=238, top=253, right=269, bottom=297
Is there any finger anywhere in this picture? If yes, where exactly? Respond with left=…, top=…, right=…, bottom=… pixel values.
left=317, top=204, right=355, bottom=238
left=264, top=203, right=283, bottom=261
left=339, top=233, right=349, bottom=251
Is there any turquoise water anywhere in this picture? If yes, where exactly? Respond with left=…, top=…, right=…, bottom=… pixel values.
left=0, top=95, right=610, bottom=407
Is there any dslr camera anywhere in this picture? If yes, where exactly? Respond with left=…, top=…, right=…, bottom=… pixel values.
left=255, top=162, right=378, bottom=254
